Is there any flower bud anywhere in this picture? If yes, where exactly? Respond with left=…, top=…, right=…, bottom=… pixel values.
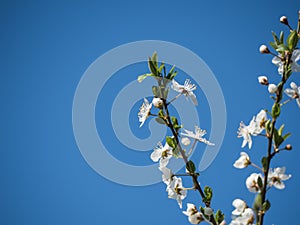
left=285, top=144, right=292, bottom=150
left=152, top=97, right=163, bottom=108
left=280, top=16, right=288, bottom=25
left=257, top=75, right=269, bottom=85
left=181, top=137, right=191, bottom=146
left=259, top=45, right=270, bottom=54
left=204, top=207, right=213, bottom=216
left=268, top=84, right=277, bottom=94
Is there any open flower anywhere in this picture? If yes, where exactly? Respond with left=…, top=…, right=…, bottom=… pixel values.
left=233, top=152, right=251, bottom=169
left=181, top=126, right=214, bottom=146
left=285, top=82, right=300, bottom=107
left=183, top=203, right=204, bottom=224
left=231, top=199, right=247, bottom=216
left=237, top=110, right=267, bottom=149
left=171, top=79, right=198, bottom=105
left=268, top=167, right=291, bottom=190
left=151, top=142, right=172, bottom=167
left=167, top=176, right=187, bottom=208
left=246, top=173, right=263, bottom=193
left=138, top=98, right=152, bottom=127
left=272, top=49, right=300, bottom=75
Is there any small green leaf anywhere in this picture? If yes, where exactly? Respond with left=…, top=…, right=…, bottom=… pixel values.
left=276, top=43, right=289, bottom=53
left=151, top=52, right=158, bottom=67
left=273, top=128, right=284, bottom=147
left=262, top=200, right=271, bottom=212
left=253, top=193, right=262, bottom=211
left=257, top=176, right=263, bottom=189
left=261, top=157, right=268, bottom=172
left=148, top=58, right=157, bottom=76
left=269, top=41, right=277, bottom=50
left=286, top=30, right=298, bottom=50
left=152, top=86, right=158, bottom=97
left=215, top=210, right=225, bottom=224
left=278, top=124, right=284, bottom=136
left=204, top=186, right=213, bottom=203
left=283, top=132, right=291, bottom=140
left=166, top=136, right=176, bottom=149
left=186, top=160, right=196, bottom=173
left=272, top=31, right=280, bottom=45
left=137, top=73, right=152, bottom=83
left=265, top=119, right=271, bottom=134
left=155, top=117, right=165, bottom=125
left=271, top=103, right=281, bottom=118
left=279, top=31, right=284, bottom=44
left=157, top=63, right=165, bottom=74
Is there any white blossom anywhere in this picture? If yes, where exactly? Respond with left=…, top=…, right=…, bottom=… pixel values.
left=152, top=97, right=164, bottom=108
left=181, top=126, right=214, bottom=146
left=158, top=166, right=173, bottom=185
left=181, top=137, right=191, bottom=146
left=233, top=152, right=251, bottom=169
left=138, top=98, right=152, bottom=127
left=272, top=49, right=300, bottom=75
left=246, top=173, right=263, bottom=193
left=231, top=199, right=247, bottom=216
left=259, top=45, right=270, bottom=54
left=167, top=176, right=187, bottom=208
left=268, top=167, right=291, bottom=190
left=268, top=83, right=277, bottom=94
left=171, top=79, right=198, bottom=105
left=150, top=142, right=172, bottom=167
left=183, top=203, right=204, bottom=224
left=237, top=110, right=267, bottom=149
left=285, top=82, right=300, bottom=107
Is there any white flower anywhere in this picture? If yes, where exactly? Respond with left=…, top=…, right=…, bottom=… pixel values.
left=268, top=83, right=277, bottom=94
left=272, top=49, right=300, bottom=75
left=167, top=176, right=187, bottom=208
left=183, top=203, right=204, bottom=224
left=258, top=75, right=269, bottom=85
left=152, top=97, right=164, bottom=108
left=246, top=173, right=263, bottom=193
left=138, top=98, right=152, bottom=127
left=171, top=79, right=198, bottom=105
left=181, top=137, right=191, bottom=146
left=231, top=199, right=247, bottom=216
left=237, top=110, right=267, bottom=149
left=233, top=152, right=251, bottom=169
left=284, top=82, right=300, bottom=107
left=181, top=126, right=214, bottom=146
left=158, top=166, right=173, bottom=185
left=268, top=167, right=291, bottom=190
left=280, top=15, right=288, bottom=25
left=151, top=142, right=172, bottom=167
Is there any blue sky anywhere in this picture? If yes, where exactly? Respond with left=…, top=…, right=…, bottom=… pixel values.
left=1, top=1, right=299, bottom=225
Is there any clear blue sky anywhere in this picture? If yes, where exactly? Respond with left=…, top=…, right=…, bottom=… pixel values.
left=1, top=1, right=299, bottom=225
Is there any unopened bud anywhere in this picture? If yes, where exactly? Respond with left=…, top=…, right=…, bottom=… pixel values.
left=181, top=137, right=191, bottom=146
left=204, top=207, right=213, bottom=216
left=152, top=97, right=163, bottom=108
left=258, top=76, right=269, bottom=85
left=259, top=45, right=270, bottom=54
left=280, top=16, right=289, bottom=25
left=268, top=84, right=277, bottom=94
left=285, top=144, right=292, bottom=150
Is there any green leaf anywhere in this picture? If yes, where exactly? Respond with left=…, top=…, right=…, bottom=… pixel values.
left=265, top=119, right=271, bottom=135
left=262, top=200, right=271, bottom=212
left=278, top=124, right=284, bottom=136
left=283, top=132, right=291, bottom=140
left=151, top=52, right=158, bottom=67
left=166, top=136, right=176, bottom=149
left=269, top=41, right=277, bottom=50
left=273, top=128, right=284, bottom=147
left=157, top=63, right=165, bottom=74
left=257, top=176, right=263, bottom=189
left=148, top=57, right=157, bottom=76
left=272, top=31, right=280, bottom=45
left=276, top=43, right=289, bottom=53
left=152, top=86, right=158, bottom=97
left=261, top=157, right=268, bottom=172
left=203, top=186, right=213, bottom=203
left=155, top=117, right=165, bottom=125
left=137, top=73, right=152, bottom=83
left=286, top=30, right=298, bottom=50
left=253, top=193, right=262, bottom=211
left=215, top=210, right=225, bottom=224
left=271, top=103, right=281, bottom=118
left=279, top=31, right=284, bottom=44
left=186, top=160, right=196, bottom=173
